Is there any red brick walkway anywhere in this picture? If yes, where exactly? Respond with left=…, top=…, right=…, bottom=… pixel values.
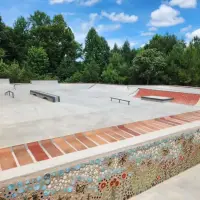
left=1, top=111, right=200, bottom=171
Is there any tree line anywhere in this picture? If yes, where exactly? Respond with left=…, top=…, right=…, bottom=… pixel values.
left=0, top=11, right=200, bottom=86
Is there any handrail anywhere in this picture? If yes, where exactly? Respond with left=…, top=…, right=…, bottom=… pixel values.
left=110, top=97, right=130, bottom=105
left=5, top=90, right=15, bottom=98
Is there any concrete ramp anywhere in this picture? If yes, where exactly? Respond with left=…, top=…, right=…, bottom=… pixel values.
left=0, top=79, right=10, bottom=84
left=135, top=88, right=200, bottom=105
left=31, top=80, right=58, bottom=85
left=196, top=99, right=200, bottom=106
left=60, top=83, right=94, bottom=90
left=91, top=84, right=129, bottom=92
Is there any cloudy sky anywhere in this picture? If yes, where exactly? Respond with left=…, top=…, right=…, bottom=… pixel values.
left=0, top=0, right=199, bottom=48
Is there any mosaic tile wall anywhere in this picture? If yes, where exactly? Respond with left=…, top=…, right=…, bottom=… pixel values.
left=1, top=129, right=200, bottom=200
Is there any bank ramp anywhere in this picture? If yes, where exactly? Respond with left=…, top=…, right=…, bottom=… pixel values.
left=135, top=88, right=200, bottom=105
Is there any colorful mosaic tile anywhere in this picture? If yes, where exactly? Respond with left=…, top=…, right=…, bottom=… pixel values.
left=1, top=129, right=200, bottom=200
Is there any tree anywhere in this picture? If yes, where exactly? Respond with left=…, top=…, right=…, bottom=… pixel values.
left=131, top=49, right=166, bottom=85
left=84, top=28, right=110, bottom=73
left=178, top=37, right=200, bottom=86
left=81, top=60, right=100, bottom=83
left=2, top=10, right=200, bottom=87
left=29, top=11, right=51, bottom=28
left=0, top=16, right=6, bottom=48
left=109, top=52, right=124, bottom=69
left=68, top=71, right=83, bottom=83
left=29, top=13, right=79, bottom=75
left=27, top=46, right=49, bottom=76
left=145, top=34, right=179, bottom=55
left=111, top=43, right=120, bottom=54
left=0, top=59, right=8, bottom=78
left=0, top=48, right=5, bottom=58
left=57, top=55, right=76, bottom=81
left=167, top=41, right=186, bottom=85
left=121, top=41, right=132, bottom=65
left=99, top=36, right=110, bottom=70
left=0, top=60, right=29, bottom=83
left=0, top=16, right=15, bottom=61
left=108, top=52, right=129, bottom=84
left=13, top=16, right=29, bottom=62
left=102, top=66, right=122, bottom=84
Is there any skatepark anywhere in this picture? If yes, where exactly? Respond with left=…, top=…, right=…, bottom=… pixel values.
left=1, top=79, right=200, bottom=200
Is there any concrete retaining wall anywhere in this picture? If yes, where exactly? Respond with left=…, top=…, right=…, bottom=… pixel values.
left=31, top=80, right=58, bottom=85
left=1, top=122, right=200, bottom=200
left=0, top=79, right=10, bottom=84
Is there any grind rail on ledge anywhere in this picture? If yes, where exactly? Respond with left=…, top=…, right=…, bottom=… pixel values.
left=1, top=110, right=200, bottom=171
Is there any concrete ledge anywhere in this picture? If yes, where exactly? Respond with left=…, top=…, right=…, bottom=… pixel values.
left=141, top=96, right=174, bottom=102
left=1, top=121, right=200, bottom=184
left=30, top=90, right=60, bottom=102
left=31, top=80, right=58, bottom=85
left=1, top=121, right=200, bottom=200
left=0, top=78, right=10, bottom=84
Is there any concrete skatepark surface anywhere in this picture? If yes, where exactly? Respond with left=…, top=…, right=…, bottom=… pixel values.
left=1, top=80, right=200, bottom=200
left=1, top=82, right=200, bottom=148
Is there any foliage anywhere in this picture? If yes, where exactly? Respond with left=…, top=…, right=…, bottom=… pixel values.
left=178, top=37, right=200, bottom=86
left=84, top=28, right=110, bottom=73
left=0, top=11, right=200, bottom=86
left=145, top=34, right=179, bottom=55
left=57, top=56, right=76, bottom=81
left=166, top=41, right=185, bottom=85
left=121, top=41, right=132, bottom=65
left=81, top=59, right=100, bottom=83
left=102, top=66, right=122, bottom=84
left=0, top=48, right=5, bottom=58
left=68, top=71, right=83, bottom=83
left=13, top=16, right=29, bottom=62
left=27, top=46, right=49, bottom=76
left=131, top=49, right=166, bottom=85
left=0, top=60, right=29, bottom=83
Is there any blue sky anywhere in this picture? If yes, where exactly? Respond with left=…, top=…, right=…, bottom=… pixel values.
left=0, top=0, right=200, bottom=48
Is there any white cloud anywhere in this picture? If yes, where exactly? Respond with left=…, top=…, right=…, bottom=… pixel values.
left=148, top=27, right=157, bottom=31
left=81, top=13, right=98, bottom=32
left=180, top=25, right=192, bottom=32
left=140, top=41, right=149, bottom=48
left=116, top=0, right=123, bottom=5
left=50, top=0, right=100, bottom=6
left=96, top=24, right=121, bottom=33
left=50, top=0, right=75, bottom=4
left=72, top=13, right=98, bottom=45
left=186, top=29, right=200, bottom=40
left=81, top=0, right=101, bottom=6
left=149, top=4, right=184, bottom=27
left=101, top=11, right=138, bottom=23
left=80, top=13, right=121, bottom=35
left=169, top=0, right=197, bottom=8
left=140, top=32, right=154, bottom=36
left=72, top=14, right=120, bottom=45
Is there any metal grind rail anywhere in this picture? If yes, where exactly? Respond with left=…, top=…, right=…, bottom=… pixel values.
left=5, top=90, right=15, bottom=98
left=110, top=97, right=130, bottom=105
